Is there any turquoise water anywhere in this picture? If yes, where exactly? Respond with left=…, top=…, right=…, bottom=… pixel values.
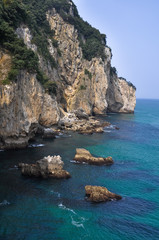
left=0, top=99, right=159, bottom=240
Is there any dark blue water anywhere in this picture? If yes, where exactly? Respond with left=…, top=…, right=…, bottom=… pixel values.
left=0, top=99, right=159, bottom=240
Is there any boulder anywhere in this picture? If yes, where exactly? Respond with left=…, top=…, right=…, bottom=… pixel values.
left=73, top=148, right=114, bottom=165
left=42, top=128, right=56, bottom=139
left=19, top=155, right=71, bottom=179
left=75, top=109, right=89, bottom=120
left=85, top=185, right=122, bottom=202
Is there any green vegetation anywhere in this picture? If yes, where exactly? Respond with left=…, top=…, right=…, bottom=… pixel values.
left=0, top=0, right=106, bottom=88
left=119, top=77, right=136, bottom=90
left=79, top=84, right=86, bottom=90
left=110, top=67, right=117, bottom=77
left=84, top=69, right=92, bottom=80
left=59, top=6, right=106, bottom=60
left=44, top=80, right=57, bottom=95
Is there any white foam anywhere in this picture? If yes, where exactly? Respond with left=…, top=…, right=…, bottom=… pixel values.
left=50, top=190, right=61, bottom=198
left=71, top=216, right=84, bottom=228
left=58, top=203, right=76, bottom=214
left=29, top=144, right=45, bottom=148
left=105, top=124, right=116, bottom=129
left=104, top=130, right=111, bottom=133
left=70, top=160, right=87, bottom=165
left=9, top=165, right=18, bottom=170
left=70, top=160, right=77, bottom=163
left=0, top=200, right=10, bottom=206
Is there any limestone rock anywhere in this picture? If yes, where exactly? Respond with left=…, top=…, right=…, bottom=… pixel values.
left=0, top=70, right=60, bottom=149
left=19, top=155, right=71, bottom=179
left=75, top=108, right=89, bottom=120
left=0, top=7, right=136, bottom=149
left=58, top=112, right=110, bottom=134
left=42, top=128, right=56, bottom=139
left=74, top=148, right=114, bottom=165
left=107, top=75, right=136, bottom=113
left=85, top=185, right=122, bottom=202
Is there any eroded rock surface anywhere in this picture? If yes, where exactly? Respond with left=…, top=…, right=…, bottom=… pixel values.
left=0, top=6, right=136, bottom=149
left=74, top=148, right=114, bottom=165
left=19, top=155, right=70, bottom=179
left=85, top=185, right=122, bottom=202
left=0, top=71, right=60, bottom=149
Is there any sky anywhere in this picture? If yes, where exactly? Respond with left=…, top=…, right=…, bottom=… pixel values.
left=73, top=0, right=159, bottom=99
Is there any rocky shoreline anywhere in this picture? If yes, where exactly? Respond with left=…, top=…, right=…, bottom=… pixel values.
left=0, top=109, right=112, bottom=150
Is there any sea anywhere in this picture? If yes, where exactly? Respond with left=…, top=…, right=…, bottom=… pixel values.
left=0, top=99, right=159, bottom=240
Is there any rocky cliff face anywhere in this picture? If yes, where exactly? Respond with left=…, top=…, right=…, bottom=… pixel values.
left=0, top=4, right=136, bottom=149
left=0, top=69, right=60, bottom=149
left=106, top=75, right=136, bottom=113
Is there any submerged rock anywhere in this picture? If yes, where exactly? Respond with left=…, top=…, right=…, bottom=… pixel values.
left=19, top=155, right=70, bottom=179
left=85, top=185, right=122, bottom=202
left=73, top=148, right=114, bottom=165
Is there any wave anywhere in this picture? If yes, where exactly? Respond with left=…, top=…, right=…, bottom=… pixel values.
left=55, top=133, right=71, bottom=139
left=0, top=200, right=10, bottom=206
left=9, top=165, right=18, bottom=170
left=58, top=203, right=87, bottom=229
left=28, top=144, right=45, bottom=148
left=105, top=124, right=116, bottom=129
left=58, top=203, right=76, bottom=214
left=50, top=190, right=61, bottom=198
left=70, top=160, right=88, bottom=165
left=103, top=130, right=111, bottom=133
left=71, top=216, right=85, bottom=228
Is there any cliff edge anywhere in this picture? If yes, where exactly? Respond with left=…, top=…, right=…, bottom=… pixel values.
left=0, top=0, right=136, bottom=149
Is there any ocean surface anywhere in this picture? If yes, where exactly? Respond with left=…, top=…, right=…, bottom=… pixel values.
left=0, top=99, right=159, bottom=240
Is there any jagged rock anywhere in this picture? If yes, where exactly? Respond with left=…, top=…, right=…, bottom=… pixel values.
left=42, top=128, right=56, bottom=139
left=19, top=155, right=71, bottom=179
left=0, top=70, right=60, bottom=149
left=0, top=6, right=136, bottom=150
left=85, top=185, right=122, bottom=202
left=75, top=109, right=89, bottom=120
left=73, top=148, right=114, bottom=165
left=58, top=111, right=110, bottom=134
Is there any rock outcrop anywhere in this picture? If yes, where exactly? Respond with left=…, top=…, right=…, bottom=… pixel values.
left=58, top=110, right=110, bottom=134
left=107, top=75, right=136, bottom=113
left=0, top=2, right=136, bottom=149
left=85, top=185, right=122, bottom=202
left=0, top=70, right=60, bottom=149
left=19, top=155, right=71, bottom=179
left=73, top=148, right=114, bottom=165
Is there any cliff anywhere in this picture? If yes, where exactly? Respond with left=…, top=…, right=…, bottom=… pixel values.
left=0, top=0, right=136, bottom=149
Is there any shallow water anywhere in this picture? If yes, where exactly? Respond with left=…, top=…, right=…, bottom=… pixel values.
left=0, top=99, right=159, bottom=240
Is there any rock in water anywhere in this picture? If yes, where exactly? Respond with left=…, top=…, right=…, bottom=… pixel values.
left=73, top=148, right=114, bottom=165
left=75, top=108, right=89, bottom=120
left=85, top=185, right=122, bottom=202
left=19, top=155, right=70, bottom=179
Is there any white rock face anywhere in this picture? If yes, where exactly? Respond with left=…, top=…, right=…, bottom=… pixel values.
left=0, top=8, right=136, bottom=149
left=39, top=155, right=64, bottom=171
left=0, top=70, right=60, bottom=149
left=106, top=75, right=136, bottom=113
left=16, top=25, right=37, bottom=52
left=47, top=9, right=110, bottom=115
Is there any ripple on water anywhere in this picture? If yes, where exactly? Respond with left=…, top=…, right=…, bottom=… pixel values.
left=0, top=200, right=10, bottom=206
